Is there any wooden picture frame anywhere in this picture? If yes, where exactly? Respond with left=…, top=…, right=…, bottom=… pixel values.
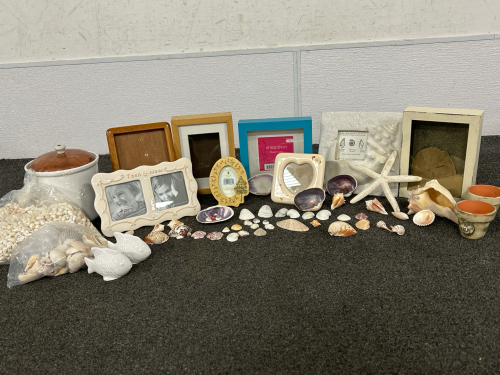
left=106, top=122, right=176, bottom=171
left=171, top=112, right=235, bottom=194
left=238, top=117, right=313, bottom=178
left=91, top=159, right=200, bottom=236
left=271, top=153, right=325, bottom=205
left=209, top=157, right=249, bottom=207
left=399, top=107, right=484, bottom=200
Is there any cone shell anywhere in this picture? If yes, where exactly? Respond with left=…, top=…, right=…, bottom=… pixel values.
left=413, top=209, right=435, bottom=226
left=328, top=221, right=357, bottom=237
left=331, top=193, right=345, bottom=210
left=366, top=198, right=388, bottom=215
left=355, top=219, right=370, bottom=230
left=277, top=219, right=309, bottom=232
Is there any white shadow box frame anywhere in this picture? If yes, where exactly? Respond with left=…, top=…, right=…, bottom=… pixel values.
left=91, top=159, right=201, bottom=236
left=399, top=107, right=484, bottom=200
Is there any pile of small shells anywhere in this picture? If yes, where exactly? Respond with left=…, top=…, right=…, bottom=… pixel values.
left=0, top=202, right=93, bottom=264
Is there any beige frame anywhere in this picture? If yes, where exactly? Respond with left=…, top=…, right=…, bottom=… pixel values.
left=91, top=158, right=201, bottom=236
left=399, top=106, right=484, bottom=200
left=271, top=153, right=326, bottom=205
left=171, top=112, right=235, bottom=194
left=209, top=157, right=249, bottom=207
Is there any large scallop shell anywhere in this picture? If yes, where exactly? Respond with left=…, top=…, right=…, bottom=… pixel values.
left=412, top=209, right=435, bottom=226
left=276, top=219, right=309, bottom=232
left=328, top=221, right=357, bottom=237
left=196, top=205, right=234, bottom=224
left=408, top=179, right=458, bottom=223
left=326, top=175, right=357, bottom=197
left=248, top=174, right=273, bottom=195
left=294, top=188, right=325, bottom=212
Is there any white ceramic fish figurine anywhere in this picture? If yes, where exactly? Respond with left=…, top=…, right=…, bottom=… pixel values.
left=107, top=232, right=151, bottom=264
left=85, top=248, right=133, bottom=281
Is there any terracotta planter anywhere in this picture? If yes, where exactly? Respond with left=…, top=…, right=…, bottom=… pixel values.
left=467, top=185, right=500, bottom=213
left=455, top=200, right=496, bottom=239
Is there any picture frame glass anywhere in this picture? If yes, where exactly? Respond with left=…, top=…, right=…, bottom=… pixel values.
left=247, top=129, right=304, bottom=176
left=218, top=166, right=239, bottom=197
left=151, top=171, right=190, bottom=211
left=408, top=120, right=469, bottom=198
left=105, top=180, right=147, bottom=222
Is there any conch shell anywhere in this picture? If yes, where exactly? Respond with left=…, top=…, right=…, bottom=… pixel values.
left=407, top=179, right=457, bottom=223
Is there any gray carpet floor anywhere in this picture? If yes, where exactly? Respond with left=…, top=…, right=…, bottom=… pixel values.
left=1, top=137, right=500, bottom=374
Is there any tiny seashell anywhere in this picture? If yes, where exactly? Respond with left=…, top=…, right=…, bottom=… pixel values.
left=264, top=224, right=275, bottom=230
left=144, top=229, right=169, bottom=245
left=316, top=210, right=331, bottom=221
left=275, top=208, right=288, bottom=217
left=168, top=224, right=192, bottom=239
left=231, top=224, right=243, bottom=231
left=254, top=228, right=267, bottom=236
left=413, top=210, right=435, bottom=226
left=331, top=193, right=345, bottom=210
left=250, top=223, right=259, bottom=230
left=286, top=209, right=300, bottom=218
left=355, top=213, right=368, bottom=220
left=238, top=230, right=250, bottom=237
left=302, top=212, right=315, bottom=220
left=227, top=233, right=239, bottom=242
left=310, top=220, right=321, bottom=227
left=243, top=220, right=252, bottom=226
left=391, top=225, right=405, bottom=235
left=328, top=221, right=356, bottom=237
left=167, top=219, right=184, bottom=229
left=239, top=209, right=255, bottom=220
left=355, top=219, right=370, bottom=230
left=222, top=227, right=231, bottom=233
left=337, top=214, right=351, bottom=221
left=366, top=198, right=388, bottom=215
left=376, top=221, right=391, bottom=231
left=253, top=218, right=260, bottom=223
left=392, top=211, right=409, bottom=220
left=263, top=220, right=270, bottom=225
left=257, top=205, right=273, bottom=218
left=206, top=232, right=224, bottom=241
left=25, top=254, right=40, bottom=272
left=277, top=219, right=309, bottom=232
left=191, top=231, right=207, bottom=239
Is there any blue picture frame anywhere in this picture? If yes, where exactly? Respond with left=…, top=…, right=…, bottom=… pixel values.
left=238, top=116, right=313, bottom=177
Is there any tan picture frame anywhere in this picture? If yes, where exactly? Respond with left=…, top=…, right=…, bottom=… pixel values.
left=171, top=112, right=235, bottom=194
left=106, top=122, right=176, bottom=171
left=91, top=158, right=201, bottom=236
left=209, top=157, right=249, bottom=207
left=271, top=153, right=326, bottom=205
left=399, top=106, right=484, bottom=200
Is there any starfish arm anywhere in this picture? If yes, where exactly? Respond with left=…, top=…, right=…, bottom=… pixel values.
left=349, top=163, right=380, bottom=179
left=380, top=181, right=400, bottom=212
left=380, top=151, right=397, bottom=177
left=349, top=178, right=382, bottom=204
left=385, top=175, right=423, bottom=183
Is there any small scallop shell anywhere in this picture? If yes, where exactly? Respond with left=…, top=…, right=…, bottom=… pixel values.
left=250, top=223, right=259, bottom=230
left=286, top=209, right=300, bottom=218
left=227, top=233, right=239, bottom=242
left=337, top=214, right=351, bottom=221
left=191, top=231, right=207, bottom=239
left=243, top=220, right=252, bottom=226
left=257, top=205, right=273, bottom=218
left=275, top=208, right=288, bottom=217
left=231, top=224, right=243, bottom=231
left=144, top=230, right=169, bottom=245
left=331, top=193, right=345, bottom=210
left=355, top=213, right=368, bottom=220
left=238, top=230, right=250, bottom=237
left=391, top=225, right=405, bottom=235
left=302, top=212, right=315, bottom=220
left=264, top=224, right=274, bottom=230
left=253, top=218, right=260, bottom=223
left=355, top=219, right=370, bottom=230
left=316, top=210, right=332, bottom=221
left=413, top=210, right=435, bottom=226
left=222, top=227, right=231, bottom=233
left=239, top=209, right=255, bottom=220
left=392, top=211, right=409, bottom=220
left=328, top=221, right=356, bottom=237
left=262, top=220, right=270, bottom=225
left=206, top=232, right=224, bottom=241
left=277, top=219, right=309, bottom=232
left=254, top=228, right=267, bottom=236
left=366, top=198, right=388, bottom=215
left=310, top=220, right=321, bottom=227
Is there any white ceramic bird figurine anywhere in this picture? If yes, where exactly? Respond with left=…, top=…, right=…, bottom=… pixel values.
left=107, top=232, right=151, bottom=264
left=85, top=248, right=133, bottom=281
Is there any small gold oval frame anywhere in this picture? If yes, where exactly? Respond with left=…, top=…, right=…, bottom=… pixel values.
left=209, top=157, right=249, bottom=207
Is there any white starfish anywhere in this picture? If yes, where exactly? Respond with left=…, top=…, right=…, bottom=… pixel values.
left=349, top=151, right=422, bottom=212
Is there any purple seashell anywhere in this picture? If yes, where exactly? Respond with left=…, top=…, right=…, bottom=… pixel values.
left=206, top=232, right=224, bottom=241
left=326, top=175, right=357, bottom=197
left=196, top=205, right=234, bottom=224
left=168, top=225, right=192, bottom=239
left=294, top=188, right=325, bottom=212
left=191, top=231, right=207, bottom=239
left=355, top=213, right=368, bottom=220
left=248, top=174, right=273, bottom=195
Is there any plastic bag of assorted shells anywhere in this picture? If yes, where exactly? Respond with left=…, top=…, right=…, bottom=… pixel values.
left=7, top=222, right=105, bottom=288
left=0, top=170, right=95, bottom=264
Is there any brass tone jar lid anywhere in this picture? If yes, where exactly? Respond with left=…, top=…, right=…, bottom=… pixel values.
left=29, top=144, right=96, bottom=172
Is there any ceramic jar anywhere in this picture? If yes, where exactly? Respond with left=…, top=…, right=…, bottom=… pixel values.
left=455, top=200, right=496, bottom=240
left=24, top=144, right=99, bottom=220
left=467, top=185, right=500, bottom=212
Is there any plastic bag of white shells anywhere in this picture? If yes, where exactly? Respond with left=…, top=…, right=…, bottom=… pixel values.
left=0, top=170, right=95, bottom=265
left=7, top=222, right=103, bottom=288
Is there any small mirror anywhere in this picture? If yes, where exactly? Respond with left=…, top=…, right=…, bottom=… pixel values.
left=218, top=166, right=238, bottom=197
left=283, top=162, right=314, bottom=195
